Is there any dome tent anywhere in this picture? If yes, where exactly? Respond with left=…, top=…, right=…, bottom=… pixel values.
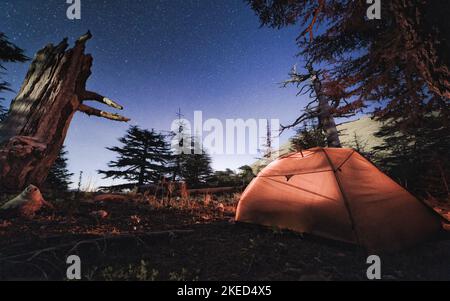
left=236, top=148, right=441, bottom=252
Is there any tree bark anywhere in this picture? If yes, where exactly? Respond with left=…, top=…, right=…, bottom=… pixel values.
left=0, top=32, right=130, bottom=191
left=306, top=64, right=341, bottom=148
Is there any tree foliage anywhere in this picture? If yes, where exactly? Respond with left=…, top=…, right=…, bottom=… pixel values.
left=0, top=33, right=28, bottom=121
left=237, top=165, right=256, bottom=186
left=248, top=0, right=449, bottom=196
left=282, top=63, right=345, bottom=147
left=373, top=115, right=450, bottom=197
left=179, top=137, right=213, bottom=188
left=247, top=0, right=449, bottom=126
left=98, top=126, right=172, bottom=186
left=290, top=121, right=327, bottom=151
left=209, top=166, right=255, bottom=188
left=44, top=146, right=74, bottom=191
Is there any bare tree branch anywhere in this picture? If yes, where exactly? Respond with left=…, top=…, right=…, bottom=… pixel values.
left=81, top=91, right=124, bottom=110
left=78, top=104, right=130, bottom=122
left=297, top=85, right=313, bottom=96
left=280, top=111, right=319, bottom=133
left=76, top=31, right=92, bottom=45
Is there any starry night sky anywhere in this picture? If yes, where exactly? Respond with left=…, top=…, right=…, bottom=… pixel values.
left=1, top=0, right=307, bottom=188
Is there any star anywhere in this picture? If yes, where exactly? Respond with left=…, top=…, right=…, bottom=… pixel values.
left=0, top=0, right=301, bottom=187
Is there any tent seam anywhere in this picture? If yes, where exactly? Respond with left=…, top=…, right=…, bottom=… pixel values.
left=322, top=148, right=364, bottom=249
left=261, top=177, right=340, bottom=203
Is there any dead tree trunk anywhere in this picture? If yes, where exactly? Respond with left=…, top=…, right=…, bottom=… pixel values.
left=306, top=64, right=341, bottom=148
left=0, top=32, right=130, bottom=191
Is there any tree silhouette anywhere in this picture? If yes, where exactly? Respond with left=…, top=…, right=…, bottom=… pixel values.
left=237, top=165, right=256, bottom=187
left=0, top=33, right=28, bottom=121
left=373, top=115, right=449, bottom=197
left=99, top=126, right=172, bottom=187
left=282, top=62, right=350, bottom=147
left=290, top=121, right=327, bottom=151
left=44, top=146, right=74, bottom=191
left=179, top=136, right=213, bottom=188
left=247, top=0, right=449, bottom=126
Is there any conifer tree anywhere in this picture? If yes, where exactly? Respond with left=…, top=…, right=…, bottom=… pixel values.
left=290, top=121, right=327, bottom=151
left=98, top=126, right=172, bottom=186
left=179, top=136, right=213, bottom=188
left=0, top=33, right=28, bottom=121
left=247, top=0, right=449, bottom=126
left=373, top=115, right=450, bottom=197
left=44, top=146, right=74, bottom=191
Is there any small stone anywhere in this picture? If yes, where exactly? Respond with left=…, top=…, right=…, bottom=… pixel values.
left=90, top=210, right=108, bottom=219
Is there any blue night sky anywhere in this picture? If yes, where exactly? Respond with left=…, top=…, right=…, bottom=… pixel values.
left=1, top=0, right=309, bottom=188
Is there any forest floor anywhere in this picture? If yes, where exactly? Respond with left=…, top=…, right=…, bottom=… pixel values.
left=0, top=194, right=449, bottom=281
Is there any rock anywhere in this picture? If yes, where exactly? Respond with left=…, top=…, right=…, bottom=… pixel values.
left=0, top=185, right=53, bottom=219
left=90, top=210, right=109, bottom=219
left=217, top=203, right=225, bottom=212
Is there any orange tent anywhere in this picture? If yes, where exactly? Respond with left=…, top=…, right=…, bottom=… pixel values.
left=236, top=148, right=441, bottom=252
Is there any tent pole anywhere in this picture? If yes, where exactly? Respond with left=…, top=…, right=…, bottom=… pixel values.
left=322, top=149, right=365, bottom=251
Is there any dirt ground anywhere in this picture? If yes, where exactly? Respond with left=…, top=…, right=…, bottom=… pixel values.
left=0, top=197, right=449, bottom=281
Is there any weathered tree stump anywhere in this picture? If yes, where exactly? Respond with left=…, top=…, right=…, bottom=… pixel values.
left=0, top=32, right=130, bottom=191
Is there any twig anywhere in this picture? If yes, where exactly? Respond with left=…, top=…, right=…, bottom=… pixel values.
left=301, top=0, right=325, bottom=42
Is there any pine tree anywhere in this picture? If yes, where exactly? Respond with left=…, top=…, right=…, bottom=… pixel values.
left=179, top=136, right=213, bottom=188
left=210, top=169, right=239, bottom=187
left=180, top=153, right=213, bottom=188
left=249, top=1, right=449, bottom=197
left=247, top=1, right=449, bottom=126
left=209, top=166, right=255, bottom=188
left=282, top=63, right=347, bottom=147
left=170, top=108, right=190, bottom=181
left=98, top=126, right=172, bottom=187
left=0, top=33, right=28, bottom=121
left=44, top=146, right=74, bottom=191
left=290, top=121, right=327, bottom=151
left=238, top=165, right=256, bottom=187
left=373, top=115, right=450, bottom=197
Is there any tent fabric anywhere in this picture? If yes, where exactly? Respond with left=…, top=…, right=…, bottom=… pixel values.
left=236, top=148, right=441, bottom=252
